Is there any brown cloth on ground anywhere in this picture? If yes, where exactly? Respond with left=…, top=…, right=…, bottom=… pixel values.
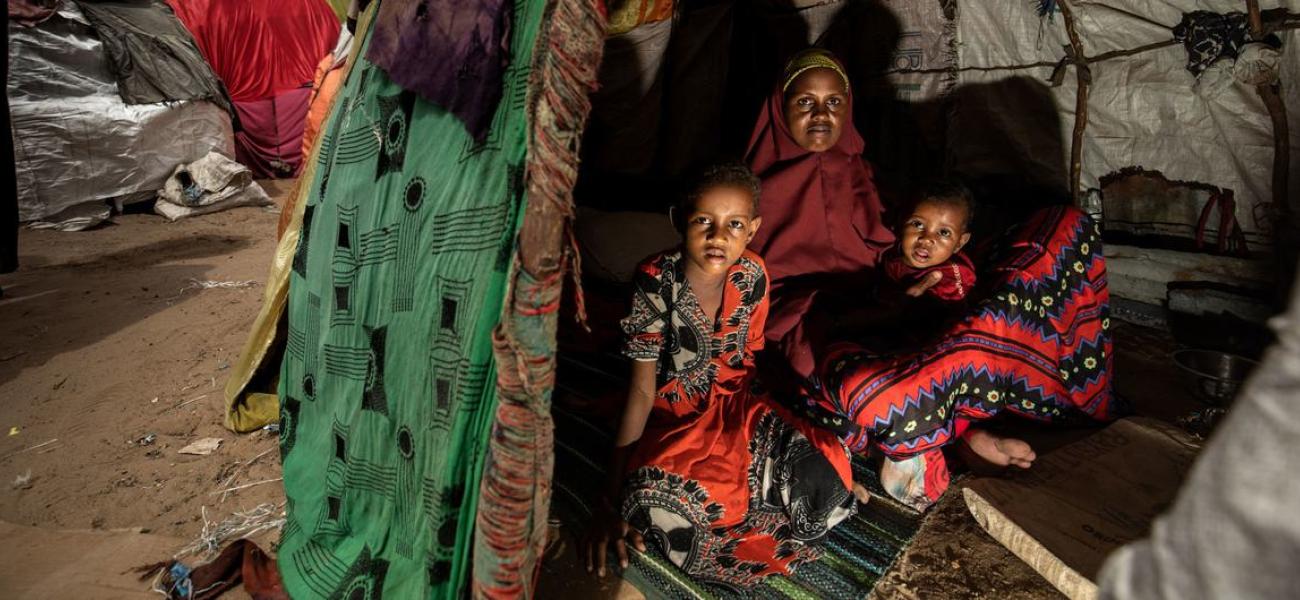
left=154, top=540, right=287, bottom=600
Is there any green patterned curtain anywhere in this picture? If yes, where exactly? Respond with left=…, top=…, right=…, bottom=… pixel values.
left=275, top=0, right=544, bottom=596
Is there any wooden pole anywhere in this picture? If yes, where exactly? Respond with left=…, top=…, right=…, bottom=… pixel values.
left=1247, top=1, right=1292, bottom=218
left=1057, top=0, right=1091, bottom=207
left=1246, top=0, right=1296, bottom=302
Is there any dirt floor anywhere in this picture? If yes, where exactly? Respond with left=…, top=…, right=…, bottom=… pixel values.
left=0, top=179, right=1206, bottom=599
left=0, top=181, right=294, bottom=586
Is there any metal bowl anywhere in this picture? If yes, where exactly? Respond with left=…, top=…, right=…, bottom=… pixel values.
left=1171, top=349, right=1259, bottom=406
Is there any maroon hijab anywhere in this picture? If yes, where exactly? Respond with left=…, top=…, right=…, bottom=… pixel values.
left=745, top=54, right=894, bottom=287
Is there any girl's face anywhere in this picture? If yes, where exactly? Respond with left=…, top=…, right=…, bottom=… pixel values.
left=681, top=186, right=762, bottom=278
left=783, top=67, right=849, bottom=152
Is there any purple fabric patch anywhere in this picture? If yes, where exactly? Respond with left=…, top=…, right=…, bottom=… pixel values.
left=366, top=0, right=513, bottom=141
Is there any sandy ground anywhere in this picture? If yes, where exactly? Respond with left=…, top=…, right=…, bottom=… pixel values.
left=0, top=181, right=294, bottom=575
left=0, top=178, right=1206, bottom=599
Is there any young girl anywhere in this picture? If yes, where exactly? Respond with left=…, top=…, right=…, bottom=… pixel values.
left=582, top=164, right=856, bottom=590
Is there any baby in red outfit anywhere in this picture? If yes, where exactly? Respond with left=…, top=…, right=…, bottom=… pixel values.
left=882, top=179, right=976, bottom=304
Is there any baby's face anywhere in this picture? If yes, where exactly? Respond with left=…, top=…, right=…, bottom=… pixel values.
left=898, top=200, right=971, bottom=269
left=681, top=186, right=761, bottom=277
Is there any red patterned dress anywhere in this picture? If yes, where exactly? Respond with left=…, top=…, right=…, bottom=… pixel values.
left=801, top=206, right=1119, bottom=509
left=619, top=249, right=856, bottom=590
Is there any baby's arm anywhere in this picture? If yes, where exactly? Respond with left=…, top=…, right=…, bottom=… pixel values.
left=904, top=270, right=945, bottom=298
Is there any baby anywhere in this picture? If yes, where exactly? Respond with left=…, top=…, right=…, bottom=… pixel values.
left=884, top=179, right=978, bottom=303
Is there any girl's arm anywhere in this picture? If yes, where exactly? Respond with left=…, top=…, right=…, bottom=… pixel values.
left=585, top=358, right=656, bottom=576
left=604, top=358, right=658, bottom=500
left=589, top=255, right=664, bottom=576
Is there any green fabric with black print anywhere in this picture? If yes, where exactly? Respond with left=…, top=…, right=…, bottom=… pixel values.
left=275, top=1, right=542, bottom=596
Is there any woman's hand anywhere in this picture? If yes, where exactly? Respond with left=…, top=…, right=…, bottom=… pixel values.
left=582, top=498, right=646, bottom=577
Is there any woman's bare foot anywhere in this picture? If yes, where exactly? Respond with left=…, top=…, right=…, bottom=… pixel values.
left=962, top=428, right=1036, bottom=469
left=851, top=482, right=872, bottom=505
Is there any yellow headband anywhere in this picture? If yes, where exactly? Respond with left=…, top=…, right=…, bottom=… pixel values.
left=782, top=49, right=851, bottom=94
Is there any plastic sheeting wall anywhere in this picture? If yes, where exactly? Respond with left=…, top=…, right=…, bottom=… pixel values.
left=877, top=0, right=1299, bottom=252
left=8, top=4, right=233, bottom=222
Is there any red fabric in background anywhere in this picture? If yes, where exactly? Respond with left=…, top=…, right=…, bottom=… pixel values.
left=166, top=0, right=338, bottom=102
left=233, top=88, right=312, bottom=178
left=168, top=0, right=336, bottom=176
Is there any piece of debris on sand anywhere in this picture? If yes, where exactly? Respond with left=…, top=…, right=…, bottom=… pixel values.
left=12, top=469, right=33, bottom=490
left=178, top=438, right=222, bottom=456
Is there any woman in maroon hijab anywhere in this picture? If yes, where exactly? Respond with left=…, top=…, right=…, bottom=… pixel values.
left=746, top=48, right=895, bottom=378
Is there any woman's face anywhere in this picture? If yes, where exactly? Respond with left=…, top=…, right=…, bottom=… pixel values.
left=783, top=67, right=848, bottom=152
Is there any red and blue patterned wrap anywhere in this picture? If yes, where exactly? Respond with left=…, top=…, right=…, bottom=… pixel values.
left=805, top=205, right=1117, bottom=457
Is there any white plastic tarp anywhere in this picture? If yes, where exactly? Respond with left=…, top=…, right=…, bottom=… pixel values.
left=8, top=4, right=234, bottom=223
left=943, top=0, right=1299, bottom=250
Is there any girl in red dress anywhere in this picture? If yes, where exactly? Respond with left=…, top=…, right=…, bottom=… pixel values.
left=582, top=164, right=856, bottom=591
